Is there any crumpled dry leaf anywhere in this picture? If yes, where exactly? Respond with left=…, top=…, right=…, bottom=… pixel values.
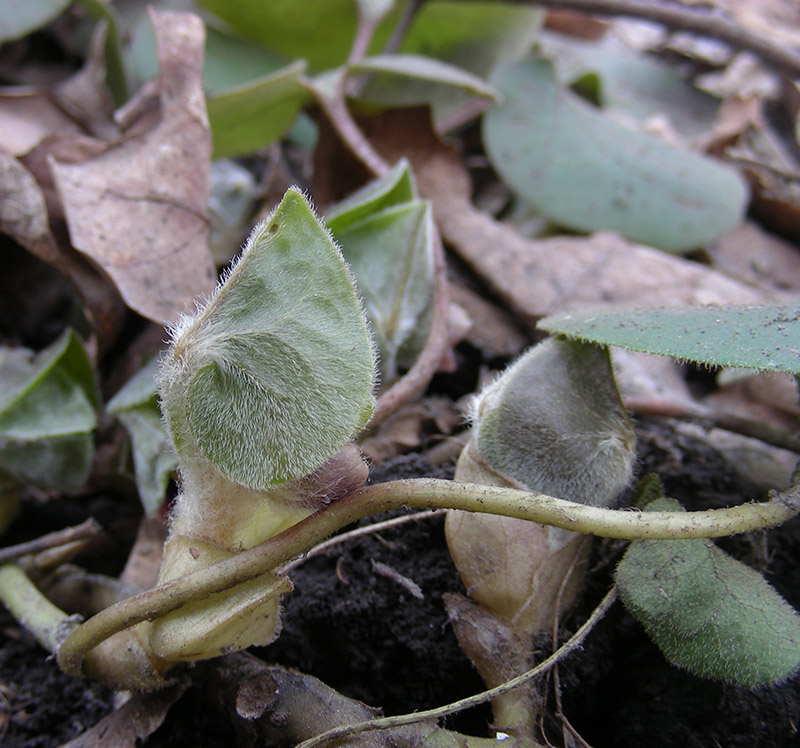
left=712, top=221, right=800, bottom=292
left=52, top=21, right=119, bottom=142
left=0, top=91, right=84, bottom=157
left=59, top=680, right=187, bottom=748
left=357, top=109, right=789, bottom=330
left=50, top=10, right=216, bottom=326
left=0, top=148, right=125, bottom=344
left=361, top=396, right=461, bottom=464
left=448, top=280, right=529, bottom=360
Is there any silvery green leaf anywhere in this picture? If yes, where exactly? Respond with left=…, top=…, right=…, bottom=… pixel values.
left=617, top=497, right=800, bottom=687
left=471, top=337, right=636, bottom=507
left=0, top=329, right=97, bottom=491
left=483, top=57, right=747, bottom=252
left=108, top=357, right=176, bottom=516
left=159, top=188, right=375, bottom=489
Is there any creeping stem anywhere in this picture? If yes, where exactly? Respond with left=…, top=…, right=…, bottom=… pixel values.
left=57, top=476, right=800, bottom=678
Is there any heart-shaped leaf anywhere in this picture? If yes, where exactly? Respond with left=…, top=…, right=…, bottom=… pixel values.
left=482, top=57, right=748, bottom=252
left=159, top=188, right=375, bottom=489
left=539, top=303, right=800, bottom=374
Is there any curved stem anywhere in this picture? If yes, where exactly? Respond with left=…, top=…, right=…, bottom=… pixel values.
left=57, top=476, right=800, bottom=678
left=512, top=0, right=800, bottom=79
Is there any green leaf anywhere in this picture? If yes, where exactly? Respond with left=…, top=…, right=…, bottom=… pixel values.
left=482, top=57, right=748, bottom=252
left=359, top=1, right=541, bottom=126
left=326, top=161, right=435, bottom=379
left=351, top=53, right=499, bottom=101
left=325, top=159, right=415, bottom=232
left=541, top=33, right=719, bottom=141
left=468, top=337, right=636, bottom=507
left=159, top=188, right=375, bottom=489
left=0, top=0, right=71, bottom=43
left=616, top=497, right=800, bottom=687
left=539, top=303, right=800, bottom=374
left=0, top=330, right=97, bottom=491
left=108, top=357, right=176, bottom=516
left=196, top=0, right=401, bottom=72
left=206, top=61, right=310, bottom=158
left=131, top=18, right=288, bottom=97
left=337, top=202, right=434, bottom=379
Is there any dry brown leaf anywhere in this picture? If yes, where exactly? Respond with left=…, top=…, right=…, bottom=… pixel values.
left=120, top=516, right=167, bottom=591
left=448, top=282, right=529, bottom=359
left=50, top=10, right=216, bottom=326
left=59, top=680, right=187, bottom=748
left=361, top=397, right=462, bottom=464
left=713, top=221, right=800, bottom=291
left=53, top=21, right=118, bottom=142
left=0, top=91, right=84, bottom=156
left=0, top=149, right=126, bottom=344
left=356, top=109, right=789, bottom=331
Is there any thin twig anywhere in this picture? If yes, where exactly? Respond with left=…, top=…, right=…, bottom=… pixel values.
left=0, top=518, right=103, bottom=565
left=295, top=588, right=618, bottom=748
left=506, top=0, right=800, bottom=79
left=279, top=509, right=446, bottom=573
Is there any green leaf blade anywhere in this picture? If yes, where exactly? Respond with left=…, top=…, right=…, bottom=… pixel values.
left=539, top=303, right=800, bottom=374
left=161, top=188, right=375, bottom=489
left=616, top=498, right=800, bottom=687
left=482, top=57, right=748, bottom=252
left=206, top=61, right=310, bottom=159
left=0, top=330, right=97, bottom=491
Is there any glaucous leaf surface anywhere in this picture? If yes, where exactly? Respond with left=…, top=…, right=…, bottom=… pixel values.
left=470, top=337, right=636, bottom=506
left=326, top=161, right=434, bottom=379
left=0, top=329, right=96, bottom=491
left=0, top=0, right=71, bottom=42
left=483, top=57, right=748, bottom=252
left=617, top=497, right=800, bottom=687
left=541, top=33, right=720, bottom=142
left=159, top=188, right=375, bottom=490
left=108, top=357, right=176, bottom=516
left=540, top=303, right=800, bottom=374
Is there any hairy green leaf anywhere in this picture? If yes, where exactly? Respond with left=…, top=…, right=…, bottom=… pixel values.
left=471, top=337, right=636, bottom=506
left=326, top=161, right=434, bottom=379
left=539, top=303, right=800, bottom=374
left=160, top=188, right=375, bottom=489
left=0, top=330, right=96, bottom=491
left=616, top=497, right=800, bottom=687
left=108, top=357, right=176, bottom=516
left=483, top=57, right=747, bottom=252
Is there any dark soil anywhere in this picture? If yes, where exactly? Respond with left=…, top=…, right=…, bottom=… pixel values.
left=3, top=427, right=800, bottom=747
